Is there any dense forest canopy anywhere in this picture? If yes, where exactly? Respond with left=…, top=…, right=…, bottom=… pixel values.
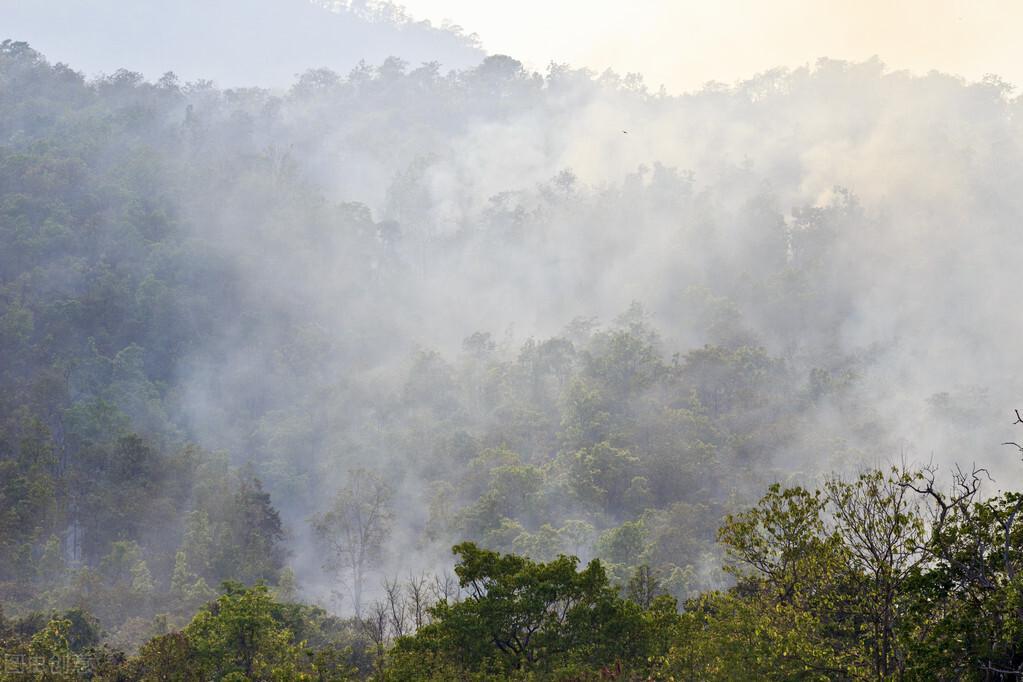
left=1, top=26, right=1023, bottom=679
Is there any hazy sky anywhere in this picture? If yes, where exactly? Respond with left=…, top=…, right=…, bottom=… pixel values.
left=401, top=0, right=1022, bottom=92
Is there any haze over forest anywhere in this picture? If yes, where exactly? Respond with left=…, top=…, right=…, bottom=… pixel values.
left=2, top=1, right=1023, bottom=679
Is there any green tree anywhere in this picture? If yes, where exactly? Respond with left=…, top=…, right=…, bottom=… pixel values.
left=826, top=468, right=926, bottom=678
left=182, top=583, right=302, bottom=679
left=391, top=542, right=664, bottom=677
left=313, top=469, right=394, bottom=614
left=900, top=466, right=1023, bottom=679
left=715, top=483, right=854, bottom=675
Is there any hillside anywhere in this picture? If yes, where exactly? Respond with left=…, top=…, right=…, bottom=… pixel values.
left=0, top=0, right=483, bottom=86
left=0, top=35, right=1022, bottom=680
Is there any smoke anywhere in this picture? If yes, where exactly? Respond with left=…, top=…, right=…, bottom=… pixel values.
left=6, top=4, right=1021, bottom=610
left=134, top=53, right=1023, bottom=606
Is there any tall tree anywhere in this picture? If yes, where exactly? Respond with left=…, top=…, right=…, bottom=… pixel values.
left=313, top=469, right=395, bottom=615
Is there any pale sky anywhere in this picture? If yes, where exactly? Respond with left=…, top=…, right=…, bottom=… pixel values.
left=400, top=0, right=1023, bottom=92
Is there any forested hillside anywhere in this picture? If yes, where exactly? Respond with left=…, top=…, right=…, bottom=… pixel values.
left=1, top=0, right=482, bottom=86
left=1, top=38, right=1023, bottom=679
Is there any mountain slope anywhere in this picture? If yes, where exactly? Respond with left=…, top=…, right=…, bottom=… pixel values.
left=0, top=0, right=484, bottom=86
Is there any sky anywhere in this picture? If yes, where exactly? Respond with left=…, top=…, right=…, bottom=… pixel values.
left=400, top=0, right=1023, bottom=92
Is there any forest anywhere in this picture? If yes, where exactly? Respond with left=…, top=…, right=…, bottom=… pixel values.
left=2, top=31, right=1023, bottom=680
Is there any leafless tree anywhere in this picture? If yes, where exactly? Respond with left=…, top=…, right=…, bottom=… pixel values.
left=900, top=463, right=991, bottom=586
left=362, top=598, right=390, bottom=675
left=432, top=569, right=461, bottom=604
left=383, top=576, right=409, bottom=637
left=405, top=571, right=432, bottom=629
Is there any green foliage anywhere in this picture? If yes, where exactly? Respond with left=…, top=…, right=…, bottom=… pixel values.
left=125, top=583, right=358, bottom=680
left=662, top=591, right=844, bottom=680
left=718, top=483, right=841, bottom=603
left=1, top=38, right=1022, bottom=682
left=388, top=542, right=677, bottom=678
left=0, top=40, right=844, bottom=647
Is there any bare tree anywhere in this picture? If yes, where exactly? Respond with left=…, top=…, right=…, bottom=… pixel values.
left=383, top=576, right=409, bottom=637
left=312, top=468, right=394, bottom=615
left=406, top=571, right=432, bottom=629
left=362, top=599, right=390, bottom=675
left=432, top=569, right=461, bottom=604
left=901, top=463, right=990, bottom=587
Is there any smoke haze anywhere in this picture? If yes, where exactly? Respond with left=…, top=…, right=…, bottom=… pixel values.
left=1, top=0, right=1020, bottom=625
